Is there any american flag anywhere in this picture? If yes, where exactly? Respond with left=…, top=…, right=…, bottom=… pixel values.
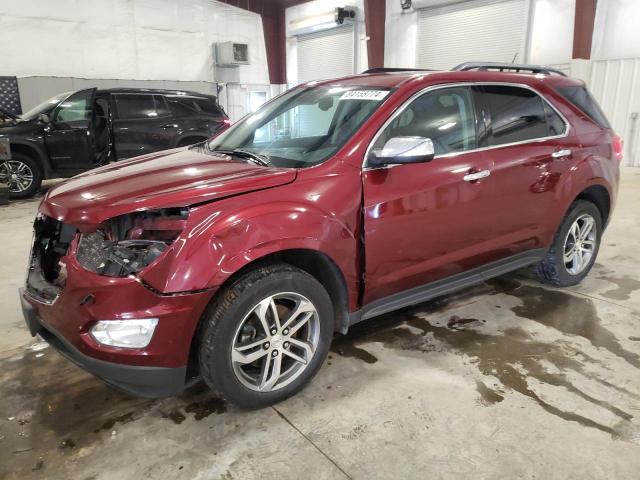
left=0, top=77, right=22, bottom=115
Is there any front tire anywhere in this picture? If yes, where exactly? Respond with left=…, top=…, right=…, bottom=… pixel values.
left=198, top=264, right=334, bottom=409
left=0, top=153, right=43, bottom=199
left=535, top=200, right=602, bottom=286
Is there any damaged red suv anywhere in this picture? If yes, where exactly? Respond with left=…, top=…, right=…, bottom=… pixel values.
left=21, top=63, right=621, bottom=408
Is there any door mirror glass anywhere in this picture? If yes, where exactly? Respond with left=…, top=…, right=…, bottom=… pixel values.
left=38, top=113, right=50, bottom=124
left=370, top=136, right=435, bottom=167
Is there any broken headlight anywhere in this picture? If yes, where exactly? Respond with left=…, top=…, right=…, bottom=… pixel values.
left=76, top=208, right=187, bottom=277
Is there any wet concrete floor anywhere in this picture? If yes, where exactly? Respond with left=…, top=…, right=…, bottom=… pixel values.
left=1, top=170, right=640, bottom=479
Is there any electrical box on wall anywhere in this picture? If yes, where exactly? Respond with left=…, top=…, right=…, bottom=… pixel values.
left=215, top=42, right=250, bottom=67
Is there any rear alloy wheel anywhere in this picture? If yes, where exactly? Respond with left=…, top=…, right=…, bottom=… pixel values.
left=0, top=154, right=43, bottom=199
left=563, top=214, right=597, bottom=275
left=535, top=200, right=602, bottom=286
left=199, top=264, right=333, bottom=409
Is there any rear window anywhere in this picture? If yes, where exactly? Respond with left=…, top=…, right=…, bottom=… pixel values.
left=556, top=86, right=611, bottom=129
left=480, top=85, right=565, bottom=146
left=165, top=96, right=224, bottom=117
left=114, top=94, right=162, bottom=120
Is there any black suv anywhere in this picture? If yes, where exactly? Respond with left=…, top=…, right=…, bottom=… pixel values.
left=0, top=88, right=229, bottom=198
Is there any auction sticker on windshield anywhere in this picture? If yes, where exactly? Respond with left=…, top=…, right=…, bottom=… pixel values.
left=340, top=90, right=389, bottom=101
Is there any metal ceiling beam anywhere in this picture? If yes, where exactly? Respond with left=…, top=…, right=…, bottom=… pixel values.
left=573, top=0, right=597, bottom=59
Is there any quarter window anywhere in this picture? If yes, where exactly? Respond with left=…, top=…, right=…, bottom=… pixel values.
left=371, top=86, right=477, bottom=157
left=481, top=85, right=565, bottom=145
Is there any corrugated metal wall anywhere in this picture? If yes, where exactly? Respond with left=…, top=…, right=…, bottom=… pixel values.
left=587, top=58, right=640, bottom=167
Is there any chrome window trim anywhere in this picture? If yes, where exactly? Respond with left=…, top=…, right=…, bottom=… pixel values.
left=362, top=81, right=571, bottom=171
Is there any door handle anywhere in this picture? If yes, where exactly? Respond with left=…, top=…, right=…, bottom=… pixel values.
left=463, top=169, right=491, bottom=182
left=552, top=148, right=572, bottom=159
left=161, top=123, right=178, bottom=129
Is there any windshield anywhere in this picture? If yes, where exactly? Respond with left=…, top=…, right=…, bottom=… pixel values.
left=206, top=85, right=391, bottom=168
left=20, top=92, right=71, bottom=121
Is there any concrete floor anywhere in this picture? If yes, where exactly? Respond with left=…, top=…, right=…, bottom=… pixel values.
left=1, top=170, right=639, bottom=479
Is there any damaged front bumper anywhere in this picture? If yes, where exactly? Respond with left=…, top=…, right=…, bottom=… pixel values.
left=20, top=215, right=216, bottom=398
left=21, top=291, right=187, bottom=398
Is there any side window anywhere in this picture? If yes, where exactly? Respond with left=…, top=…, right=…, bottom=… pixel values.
left=481, top=86, right=562, bottom=145
left=372, top=86, right=477, bottom=156
left=113, top=94, right=157, bottom=120
left=544, top=103, right=566, bottom=136
left=153, top=95, right=170, bottom=117
left=53, top=90, right=93, bottom=125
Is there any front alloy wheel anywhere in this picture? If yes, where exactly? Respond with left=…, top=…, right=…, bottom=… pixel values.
left=232, top=293, right=320, bottom=392
left=199, top=264, right=333, bottom=409
left=0, top=153, right=42, bottom=199
left=0, top=160, right=34, bottom=194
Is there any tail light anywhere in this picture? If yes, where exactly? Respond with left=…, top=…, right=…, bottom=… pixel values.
left=612, top=134, right=623, bottom=162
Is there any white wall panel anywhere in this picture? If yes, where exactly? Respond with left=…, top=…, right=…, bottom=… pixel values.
left=592, top=0, right=640, bottom=60
left=588, top=59, right=640, bottom=167
left=0, top=0, right=269, bottom=85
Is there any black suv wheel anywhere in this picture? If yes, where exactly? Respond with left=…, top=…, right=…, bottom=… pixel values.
left=0, top=153, right=43, bottom=199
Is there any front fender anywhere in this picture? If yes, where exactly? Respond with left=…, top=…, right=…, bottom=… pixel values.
left=140, top=198, right=360, bottom=295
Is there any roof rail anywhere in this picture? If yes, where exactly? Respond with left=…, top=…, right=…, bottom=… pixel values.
left=452, top=62, right=567, bottom=77
left=362, top=67, right=435, bottom=74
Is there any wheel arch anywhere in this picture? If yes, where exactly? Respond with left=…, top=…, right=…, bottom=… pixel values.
left=574, top=184, right=611, bottom=227
left=185, top=248, right=350, bottom=381
left=9, top=141, right=50, bottom=177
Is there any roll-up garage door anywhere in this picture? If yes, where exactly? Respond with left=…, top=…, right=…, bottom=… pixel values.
left=416, top=0, right=528, bottom=70
left=297, top=25, right=355, bottom=84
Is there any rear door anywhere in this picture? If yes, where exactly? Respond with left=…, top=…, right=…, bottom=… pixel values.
left=473, top=84, right=572, bottom=251
left=44, top=88, right=96, bottom=170
left=362, top=85, right=497, bottom=303
left=111, top=93, right=174, bottom=159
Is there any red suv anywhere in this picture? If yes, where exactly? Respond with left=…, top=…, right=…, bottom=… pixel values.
left=21, top=63, right=621, bottom=408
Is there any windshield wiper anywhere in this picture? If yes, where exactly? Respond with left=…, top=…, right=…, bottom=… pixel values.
left=210, top=148, right=272, bottom=167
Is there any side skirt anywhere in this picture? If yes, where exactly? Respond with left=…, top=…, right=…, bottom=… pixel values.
left=345, top=248, right=546, bottom=330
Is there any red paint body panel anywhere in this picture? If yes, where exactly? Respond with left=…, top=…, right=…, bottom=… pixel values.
left=25, top=70, right=620, bottom=377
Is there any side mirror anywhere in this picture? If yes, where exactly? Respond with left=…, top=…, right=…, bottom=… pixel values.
left=368, top=136, right=435, bottom=168
left=38, top=113, right=50, bottom=124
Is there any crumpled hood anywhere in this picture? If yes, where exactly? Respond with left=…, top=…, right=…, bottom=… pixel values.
left=40, top=147, right=297, bottom=229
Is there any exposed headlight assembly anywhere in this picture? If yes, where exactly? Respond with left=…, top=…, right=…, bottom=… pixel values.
left=76, top=208, right=187, bottom=277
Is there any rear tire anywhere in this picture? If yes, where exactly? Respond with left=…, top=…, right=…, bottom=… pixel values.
left=535, top=200, right=602, bottom=286
left=0, top=153, right=43, bottom=199
left=198, top=264, right=333, bottom=409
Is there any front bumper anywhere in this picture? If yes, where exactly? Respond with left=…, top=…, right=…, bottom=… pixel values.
left=21, top=291, right=186, bottom=397
left=20, top=255, right=216, bottom=397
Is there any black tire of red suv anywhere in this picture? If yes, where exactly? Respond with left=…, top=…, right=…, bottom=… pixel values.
left=535, top=200, right=602, bottom=287
left=3, top=152, right=43, bottom=199
left=198, top=264, right=334, bottom=409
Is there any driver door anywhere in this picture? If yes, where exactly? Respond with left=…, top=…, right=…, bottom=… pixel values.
left=362, top=85, right=497, bottom=303
left=44, top=88, right=96, bottom=171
